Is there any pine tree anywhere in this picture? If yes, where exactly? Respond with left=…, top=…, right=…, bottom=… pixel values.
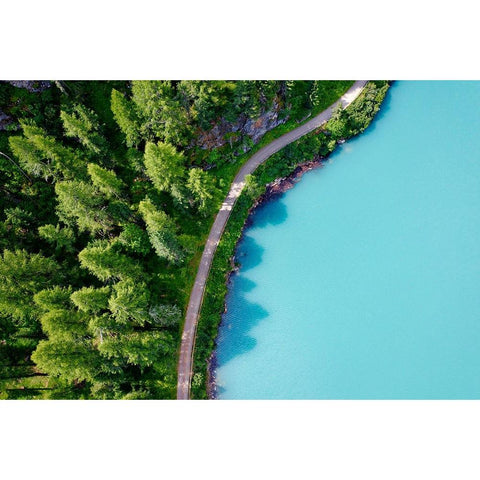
left=111, top=89, right=142, bottom=147
left=60, top=104, right=106, bottom=155
left=55, top=180, right=112, bottom=233
left=138, top=198, right=184, bottom=264
left=108, top=279, right=150, bottom=326
left=38, top=224, right=75, bottom=254
left=78, top=241, right=143, bottom=282
left=0, top=250, right=61, bottom=321
left=186, top=168, right=219, bottom=216
left=87, top=163, right=125, bottom=199
left=143, top=141, right=185, bottom=195
left=70, top=286, right=111, bottom=314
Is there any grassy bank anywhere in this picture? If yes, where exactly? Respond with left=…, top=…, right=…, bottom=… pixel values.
left=190, top=81, right=391, bottom=399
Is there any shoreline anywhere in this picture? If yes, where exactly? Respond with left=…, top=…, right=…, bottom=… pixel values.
left=206, top=153, right=328, bottom=399
left=191, top=81, right=391, bottom=400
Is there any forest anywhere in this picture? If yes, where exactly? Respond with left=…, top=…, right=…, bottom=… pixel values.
left=0, top=80, right=388, bottom=399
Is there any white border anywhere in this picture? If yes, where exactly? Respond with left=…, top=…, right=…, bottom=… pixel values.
left=2, top=1, right=480, bottom=478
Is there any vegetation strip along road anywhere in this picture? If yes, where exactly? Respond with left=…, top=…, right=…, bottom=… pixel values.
left=177, top=80, right=368, bottom=399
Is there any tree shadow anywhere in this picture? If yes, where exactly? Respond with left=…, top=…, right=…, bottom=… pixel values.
left=250, top=197, right=288, bottom=229
left=235, top=235, right=265, bottom=272
left=215, top=273, right=269, bottom=368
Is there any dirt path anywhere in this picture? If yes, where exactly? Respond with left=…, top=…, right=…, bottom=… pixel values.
left=177, top=80, right=368, bottom=399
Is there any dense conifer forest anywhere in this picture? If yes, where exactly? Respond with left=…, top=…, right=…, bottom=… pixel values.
left=0, top=80, right=389, bottom=399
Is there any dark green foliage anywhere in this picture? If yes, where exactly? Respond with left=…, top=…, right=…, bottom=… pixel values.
left=0, top=249, right=61, bottom=321
left=117, top=224, right=151, bottom=256
left=38, top=224, right=75, bottom=254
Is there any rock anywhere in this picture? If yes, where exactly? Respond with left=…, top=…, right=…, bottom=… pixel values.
left=196, top=98, right=287, bottom=151
left=7, top=81, right=51, bottom=93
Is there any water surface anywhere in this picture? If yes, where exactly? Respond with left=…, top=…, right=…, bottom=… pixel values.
left=215, top=81, right=480, bottom=399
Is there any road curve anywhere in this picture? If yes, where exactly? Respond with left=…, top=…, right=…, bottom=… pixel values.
left=177, top=80, right=368, bottom=399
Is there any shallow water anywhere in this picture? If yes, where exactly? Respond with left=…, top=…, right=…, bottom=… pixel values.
left=214, top=81, right=480, bottom=399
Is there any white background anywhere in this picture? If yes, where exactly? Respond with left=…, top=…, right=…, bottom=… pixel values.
left=2, top=1, right=480, bottom=478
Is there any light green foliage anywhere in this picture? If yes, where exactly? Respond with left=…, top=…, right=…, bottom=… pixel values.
left=55, top=180, right=112, bottom=233
left=70, top=286, right=111, bottom=314
left=39, top=309, right=89, bottom=340
left=244, top=174, right=266, bottom=200
left=18, top=120, right=85, bottom=179
left=111, top=88, right=142, bottom=147
left=34, top=286, right=73, bottom=312
left=60, top=104, right=106, bottom=154
left=108, top=279, right=150, bottom=325
left=98, top=331, right=172, bottom=370
left=78, top=241, right=143, bottom=282
left=0, top=250, right=60, bottom=320
left=186, top=168, right=219, bottom=216
left=32, top=339, right=101, bottom=383
left=38, top=224, right=75, bottom=253
left=143, top=141, right=185, bottom=194
left=138, top=198, right=184, bottom=264
left=148, top=304, right=181, bottom=327
left=87, top=163, right=124, bottom=199
left=8, top=135, right=53, bottom=179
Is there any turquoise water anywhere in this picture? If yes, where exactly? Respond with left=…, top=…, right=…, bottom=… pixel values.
left=214, top=81, right=480, bottom=399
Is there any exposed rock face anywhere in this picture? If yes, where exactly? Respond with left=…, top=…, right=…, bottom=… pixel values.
left=196, top=98, right=287, bottom=150
left=7, top=81, right=51, bottom=92
left=0, top=110, right=13, bottom=131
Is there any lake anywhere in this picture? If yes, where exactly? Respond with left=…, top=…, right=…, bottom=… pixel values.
left=214, top=81, right=480, bottom=399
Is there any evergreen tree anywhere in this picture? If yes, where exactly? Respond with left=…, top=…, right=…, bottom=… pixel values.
left=108, top=279, right=150, bottom=326
left=0, top=250, right=61, bottom=321
left=8, top=135, right=53, bottom=179
left=143, top=141, right=185, bottom=195
left=138, top=198, right=184, bottom=264
left=111, top=88, right=142, bottom=147
left=55, top=180, right=112, bottom=233
left=19, top=120, right=86, bottom=179
left=98, top=331, right=173, bottom=371
left=60, top=104, right=106, bottom=155
left=117, top=224, right=151, bottom=256
left=78, top=241, right=143, bottom=282
left=131, top=81, right=191, bottom=146
left=38, top=224, right=75, bottom=254
left=32, top=339, right=101, bottom=383
left=186, top=168, right=219, bottom=216
left=87, top=163, right=125, bottom=199
left=70, top=286, right=111, bottom=314
left=34, top=286, right=73, bottom=312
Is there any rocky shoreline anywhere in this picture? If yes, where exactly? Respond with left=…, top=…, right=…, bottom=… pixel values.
left=206, top=153, right=328, bottom=399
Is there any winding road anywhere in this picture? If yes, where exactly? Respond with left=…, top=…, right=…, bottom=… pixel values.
left=177, top=80, right=368, bottom=399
